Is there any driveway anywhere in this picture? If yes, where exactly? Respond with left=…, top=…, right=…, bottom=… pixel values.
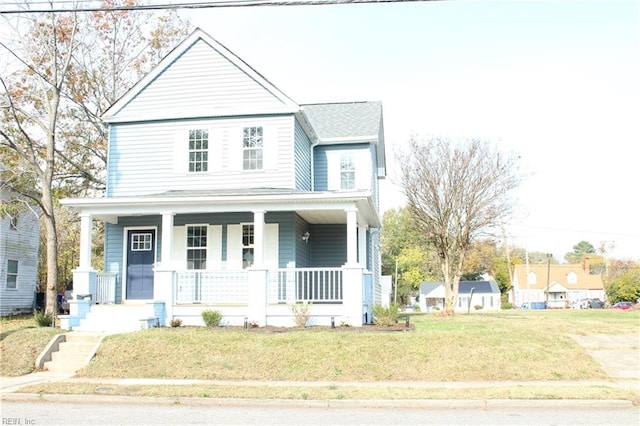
left=569, top=334, right=640, bottom=380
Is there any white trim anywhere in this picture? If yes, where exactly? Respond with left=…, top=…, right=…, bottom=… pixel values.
left=121, top=226, right=158, bottom=303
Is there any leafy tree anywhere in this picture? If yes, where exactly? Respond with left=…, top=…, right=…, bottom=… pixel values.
left=565, top=240, right=596, bottom=264
left=604, top=261, right=640, bottom=304
left=399, top=136, right=521, bottom=315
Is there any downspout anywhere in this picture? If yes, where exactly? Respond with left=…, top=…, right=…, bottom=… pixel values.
left=310, top=138, right=320, bottom=191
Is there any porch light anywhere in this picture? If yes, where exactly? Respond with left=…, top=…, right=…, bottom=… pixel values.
left=301, top=232, right=310, bottom=243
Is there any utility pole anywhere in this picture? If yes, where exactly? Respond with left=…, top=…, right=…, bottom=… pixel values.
left=394, top=258, right=398, bottom=304
left=546, top=253, right=552, bottom=306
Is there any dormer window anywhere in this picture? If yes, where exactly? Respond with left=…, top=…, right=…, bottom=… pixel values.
left=340, top=153, right=355, bottom=190
left=567, top=271, right=578, bottom=284
left=188, top=129, right=208, bottom=172
left=243, top=127, right=263, bottom=170
left=527, top=272, right=537, bottom=285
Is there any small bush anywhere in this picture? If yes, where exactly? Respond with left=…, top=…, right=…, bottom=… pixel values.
left=34, top=310, right=52, bottom=327
left=291, top=302, right=311, bottom=327
left=201, top=310, right=222, bottom=327
left=372, top=303, right=399, bottom=327
left=501, top=302, right=513, bottom=310
left=170, top=318, right=182, bottom=328
left=474, top=305, right=483, bottom=310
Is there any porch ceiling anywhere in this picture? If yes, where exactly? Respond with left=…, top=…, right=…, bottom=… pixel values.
left=60, top=189, right=382, bottom=227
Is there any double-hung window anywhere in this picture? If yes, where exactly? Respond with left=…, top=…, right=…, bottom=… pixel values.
left=242, top=224, right=254, bottom=268
left=188, top=129, right=208, bottom=172
left=187, top=226, right=207, bottom=269
left=6, top=260, right=18, bottom=289
left=242, top=127, right=263, bottom=170
left=340, top=153, right=355, bottom=190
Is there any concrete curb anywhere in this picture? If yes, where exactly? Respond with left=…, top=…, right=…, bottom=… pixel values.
left=1, top=392, right=635, bottom=409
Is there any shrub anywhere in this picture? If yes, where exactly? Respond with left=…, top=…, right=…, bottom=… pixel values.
left=201, top=310, right=222, bottom=327
left=372, top=303, right=399, bottom=327
left=501, top=302, right=513, bottom=310
left=291, top=302, right=311, bottom=327
left=170, top=318, right=182, bottom=328
left=474, top=305, right=483, bottom=310
left=34, top=310, right=52, bottom=327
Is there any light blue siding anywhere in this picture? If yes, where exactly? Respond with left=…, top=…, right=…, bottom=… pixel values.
left=309, top=224, right=347, bottom=267
left=110, top=39, right=290, bottom=122
left=313, top=144, right=371, bottom=192
left=107, top=115, right=296, bottom=197
left=293, top=119, right=312, bottom=191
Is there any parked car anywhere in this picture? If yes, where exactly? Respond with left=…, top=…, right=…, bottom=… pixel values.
left=610, top=301, right=634, bottom=310
left=521, top=302, right=547, bottom=310
left=572, top=298, right=590, bottom=309
left=588, top=298, right=605, bottom=309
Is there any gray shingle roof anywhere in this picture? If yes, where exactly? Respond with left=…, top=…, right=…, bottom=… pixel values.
left=301, top=101, right=382, bottom=141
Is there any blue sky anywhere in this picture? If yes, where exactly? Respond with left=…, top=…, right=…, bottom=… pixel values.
left=184, top=0, right=638, bottom=261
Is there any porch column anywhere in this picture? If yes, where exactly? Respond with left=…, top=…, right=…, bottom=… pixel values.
left=345, top=207, right=358, bottom=266
left=358, top=225, right=367, bottom=267
left=160, top=212, right=174, bottom=268
left=71, top=212, right=96, bottom=324
left=78, top=212, right=93, bottom=270
left=154, top=212, right=175, bottom=326
left=249, top=210, right=267, bottom=326
left=252, top=210, right=265, bottom=267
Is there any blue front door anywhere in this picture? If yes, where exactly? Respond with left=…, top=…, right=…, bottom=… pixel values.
left=126, top=230, right=155, bottom=300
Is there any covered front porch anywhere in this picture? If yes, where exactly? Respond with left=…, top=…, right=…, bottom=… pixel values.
left=60, top=190, right=381, bottom=330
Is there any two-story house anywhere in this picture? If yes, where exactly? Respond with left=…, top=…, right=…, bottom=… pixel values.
left=0, top=184, right=40, bottom=316
left=60, top=28, right=386, bottom=332
left=510, top=259, right=605, bottom=309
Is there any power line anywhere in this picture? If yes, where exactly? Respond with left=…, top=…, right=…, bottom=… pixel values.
left=0, top=0, right=443, bottom=15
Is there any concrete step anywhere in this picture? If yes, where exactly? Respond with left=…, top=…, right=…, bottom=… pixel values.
left=43, top=332, right=105, bottom=374
left=74, top=305, right=158, bottom=333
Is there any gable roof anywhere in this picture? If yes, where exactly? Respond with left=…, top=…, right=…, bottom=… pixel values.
left=419, top=280, right=500, bottom=295
left=512, top=264, right=604, bottom=291
left=102, top=28, right=299, bottom=123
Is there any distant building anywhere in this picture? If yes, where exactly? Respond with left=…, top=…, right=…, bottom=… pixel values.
left=509, top=259, right=605, bottom=308
left=418, top=280, right=501, bottom=312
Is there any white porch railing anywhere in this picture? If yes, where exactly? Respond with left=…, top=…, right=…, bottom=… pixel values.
left=268, top=268, right=343, bottom=304
left=174, top=270, right=249, bottom=304
left=95, top=273, right=117, bottom=304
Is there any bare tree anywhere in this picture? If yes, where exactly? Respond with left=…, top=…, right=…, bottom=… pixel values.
left=0, top=11, right=79, bottom=316
left=399, top=136, right=522, bottom=315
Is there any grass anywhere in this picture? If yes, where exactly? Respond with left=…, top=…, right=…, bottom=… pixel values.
left=0, top=315, right=62, bottom=376
left=3, top=309, right=639, bottom=403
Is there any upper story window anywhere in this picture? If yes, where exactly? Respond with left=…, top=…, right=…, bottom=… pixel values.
left=340, top=153, right=355, bottom=190
left=189, top=129, right=208, bottom=172
left=567, top=271, right=578, bottom=284
left=242, top=224, right=254, bottom=268
left=187, top=225, right=207, bottom=270
left=6, top=260, right=18, bottom=289
left=527, top=272, right=537, bottom=285
left=243, top=127, right=263, bottom=170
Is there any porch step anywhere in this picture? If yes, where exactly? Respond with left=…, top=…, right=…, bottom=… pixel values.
left=74, top=304, right=160, bottom=334
left=43, top=333, right=104, bottom=374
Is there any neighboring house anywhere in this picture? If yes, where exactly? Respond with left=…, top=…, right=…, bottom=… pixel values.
left=509, top=259, right=605, bottom=309
left=418, top=280, right=501, bottom=313
left=60, top=28, right=386, bottom=330
left=0, top=188, right=40, bottom=316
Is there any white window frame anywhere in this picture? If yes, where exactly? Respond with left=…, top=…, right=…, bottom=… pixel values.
left=130, top=233, right=153, bottom=252
left=188, top=129, right=209, bottom=173
left=340, top=153, right=356, bottom=190
left=242, top=126, right=263, bottom=170
left=241, top=223, right=254, bottom=269
left=6, top=259, right=18, bottom=290
left=186, top=224, right=208, bottom=270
